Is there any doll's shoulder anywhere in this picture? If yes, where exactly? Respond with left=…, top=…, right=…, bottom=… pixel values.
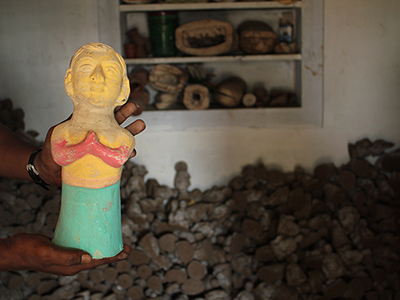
left=51, top=122, right=70, bottom=140
left=101, top=126, right=135, bottom=148
left=51, top=121, right=86, bottom=143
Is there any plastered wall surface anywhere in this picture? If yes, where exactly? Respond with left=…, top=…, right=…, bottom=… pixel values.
left=0, top=0, right=99, bottom=132
left=1, top=0, right=399, bottom=190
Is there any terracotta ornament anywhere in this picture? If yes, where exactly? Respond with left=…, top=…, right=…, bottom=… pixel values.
left=175, top=19, right=237, bottom=56
left=51, top=42, right=135, bottom=259
left=213, top=77, right=247, bottom=108
left=183, top=84, right=210, bottom=110
left=238, top=21, right=278, bottom=54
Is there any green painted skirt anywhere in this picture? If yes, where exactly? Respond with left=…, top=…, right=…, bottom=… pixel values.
left=52, top=182, right=123, bottom=259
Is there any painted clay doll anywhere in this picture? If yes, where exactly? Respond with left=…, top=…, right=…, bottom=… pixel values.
left=51, top=42, right=135, bottom=259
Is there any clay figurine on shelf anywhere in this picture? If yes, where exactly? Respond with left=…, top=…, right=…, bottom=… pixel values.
left=51, top=42, right=135, bottom=259
left=126, top=28, right=150, bottom=58
left=127, top=67, right=150, bottom=115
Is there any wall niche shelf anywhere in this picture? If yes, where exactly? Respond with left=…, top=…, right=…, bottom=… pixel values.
left=97, top=0, right=323, bottom=131
left=119, top=1, right=303, bottom=12
left=124, top=54, right=302, bottom=65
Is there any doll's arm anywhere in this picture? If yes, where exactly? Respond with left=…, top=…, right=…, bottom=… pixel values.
left=52, top=131, right=132, bottom=168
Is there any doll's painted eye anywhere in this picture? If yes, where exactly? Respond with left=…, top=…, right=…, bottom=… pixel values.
left=106, top=67, right=119, bottom=75
left=79, top=64, right=93, bottom=72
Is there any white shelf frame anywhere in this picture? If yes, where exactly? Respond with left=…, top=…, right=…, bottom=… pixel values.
left=97, top=0, right=324, bottom=131
left=119, top=1, right=303, bottom=12
left=125, top=54, right=302, bottom=65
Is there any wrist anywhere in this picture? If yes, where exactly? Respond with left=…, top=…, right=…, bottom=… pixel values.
left=26, top=148, right=49, bottom=190
left=0, top=236, right=18, bottom=272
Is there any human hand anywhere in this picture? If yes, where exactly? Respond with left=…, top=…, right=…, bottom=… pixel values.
left=37, top=101, right=146, bottom=187
left=114, top=101, right=146, bottom=159
left=1, top=233, right=131, bottom=276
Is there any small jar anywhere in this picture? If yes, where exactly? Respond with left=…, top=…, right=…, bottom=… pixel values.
left=148, top=11, right=179, bottom=57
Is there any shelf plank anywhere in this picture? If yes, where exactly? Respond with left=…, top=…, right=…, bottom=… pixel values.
left=120, top=1, right=302, bottom=12
left=125, top=54, right=302, bottom=65
left=122, top=106, right=322, bottom=132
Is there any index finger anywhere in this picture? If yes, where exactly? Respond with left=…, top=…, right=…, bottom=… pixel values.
left=125, top=119, right=146, bottom=137
left=115, top=102, right=138, bottom=125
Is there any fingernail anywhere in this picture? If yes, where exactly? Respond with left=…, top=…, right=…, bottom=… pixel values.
left=81, top=254, right=92, bottom=264
left=118, top=252, right=128, bottom=260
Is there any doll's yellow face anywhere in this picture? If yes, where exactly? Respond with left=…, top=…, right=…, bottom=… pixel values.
left=66, top=48, right=127, bottom=108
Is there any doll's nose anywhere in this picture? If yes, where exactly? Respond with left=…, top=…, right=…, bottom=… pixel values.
left=91, top=65, right=105, bottom=82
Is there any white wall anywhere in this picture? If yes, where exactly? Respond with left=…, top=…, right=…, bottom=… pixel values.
left=0, top=0, right=100, bottom=131
left=1, top=0, right=399, bottom=191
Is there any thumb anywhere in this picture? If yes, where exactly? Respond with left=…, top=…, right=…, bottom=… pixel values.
left=80, top=253, right=93, bottom=264
left=51, top=246, right=93, bottom=267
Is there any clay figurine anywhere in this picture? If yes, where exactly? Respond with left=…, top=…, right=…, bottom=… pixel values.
left=51, top=42, right=135, bottom=259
